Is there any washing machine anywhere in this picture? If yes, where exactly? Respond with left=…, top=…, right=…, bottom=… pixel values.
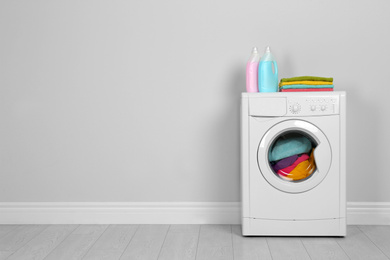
left=241, top=92, right=346, bottom=236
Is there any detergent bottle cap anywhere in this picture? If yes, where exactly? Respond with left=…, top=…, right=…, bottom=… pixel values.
left=249, top=47, right=261, bottom=63
left=261, top=46, right=275, bottom=61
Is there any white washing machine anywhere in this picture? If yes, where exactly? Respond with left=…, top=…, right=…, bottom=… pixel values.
left=241, top=92, right=346, bottom=236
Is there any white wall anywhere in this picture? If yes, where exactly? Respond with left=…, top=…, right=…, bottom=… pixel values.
left=0, top=0, right=389, bottom=203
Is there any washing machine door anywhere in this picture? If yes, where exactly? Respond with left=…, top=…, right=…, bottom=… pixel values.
left=258, top=120, right=331, bottom=193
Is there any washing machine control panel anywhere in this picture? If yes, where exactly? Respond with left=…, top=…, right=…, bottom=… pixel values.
left=286, top=96, right=340, bottom=116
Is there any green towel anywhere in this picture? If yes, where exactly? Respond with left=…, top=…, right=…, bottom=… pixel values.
left=280, top=76, right=333, bottom=83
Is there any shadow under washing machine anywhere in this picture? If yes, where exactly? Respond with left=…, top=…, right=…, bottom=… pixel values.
left=241, top=92, right=346, bottom=236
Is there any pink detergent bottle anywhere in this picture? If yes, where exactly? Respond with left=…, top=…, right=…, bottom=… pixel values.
left=246, top=47, right=261, bottom=92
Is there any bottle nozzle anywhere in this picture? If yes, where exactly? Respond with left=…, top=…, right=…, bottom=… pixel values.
left=252, top=47, right=258, bottom=54
left=265, top=46, right=271, bottom=53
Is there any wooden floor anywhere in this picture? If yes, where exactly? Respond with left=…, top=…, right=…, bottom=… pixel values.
left=0, top=225, right=389, bottom=260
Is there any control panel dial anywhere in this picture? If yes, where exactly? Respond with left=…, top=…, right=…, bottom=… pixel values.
left=289, top=103, right=301, bottom=114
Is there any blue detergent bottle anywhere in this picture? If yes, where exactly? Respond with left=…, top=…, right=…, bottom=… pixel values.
left=258, top=46, right=278, bottom=92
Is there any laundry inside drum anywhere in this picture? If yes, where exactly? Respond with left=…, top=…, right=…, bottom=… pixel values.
left=268, top=131, right=317, bottom=182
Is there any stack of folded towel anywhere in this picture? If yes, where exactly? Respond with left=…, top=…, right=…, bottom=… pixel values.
left=268, top=133, right=316, bottom=181
left=279, top=76, right=334, bottom=92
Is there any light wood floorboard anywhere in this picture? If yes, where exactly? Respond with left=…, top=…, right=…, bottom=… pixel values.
left=83, top=224, right=138, bottom=260
left=0, top=251, right=13, bottom=260
left=0, top=226, right=19, bottom=240
left=0, top=225, right=389, bottom=260
left=231, top=225, right=272, bottom=260
left=358, top=225, right=390, bottom=259
left=301, top=237, right=349, bottom=260
left=267, top=236, right=311, bottom=260
left=196, top=224, right=233, bottom=260
left=336, top=225, right=389, bottom=260
left=6, top=225, right=77, bottom=260
left=0, top=225, right=47, bottom=259
left=43, top=225, right=108, bottom=260
left=119, top=224, right=169, bottom=260
left=0, top=226, right=19, bottom=259
left=158, top=225, right=200, bottom=260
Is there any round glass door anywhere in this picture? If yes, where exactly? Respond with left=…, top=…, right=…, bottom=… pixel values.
left=258, top=120, right=332, bottom=193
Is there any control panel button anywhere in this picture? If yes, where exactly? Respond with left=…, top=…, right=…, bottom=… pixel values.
left=310, top=105, right=316, bottom=111
left=321, top=105, right=326, bottom=111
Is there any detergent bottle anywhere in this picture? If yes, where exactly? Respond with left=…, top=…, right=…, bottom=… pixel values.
left=246, top=47, right=261, bottom=92
left=258, top=46, right=278, bottom=92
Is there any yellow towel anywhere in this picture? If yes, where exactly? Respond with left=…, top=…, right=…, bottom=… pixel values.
left=279, top=81, right=333, bottom=87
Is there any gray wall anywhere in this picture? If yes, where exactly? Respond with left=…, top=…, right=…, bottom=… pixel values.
left=0, top=0, right=389, bottom=202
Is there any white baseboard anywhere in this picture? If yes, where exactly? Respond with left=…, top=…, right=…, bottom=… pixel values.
left=0, top=202, right=389, bottom=225
left=0, top=202, right=240, bottom=224
left=347, top=202, right=390, bottom=225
